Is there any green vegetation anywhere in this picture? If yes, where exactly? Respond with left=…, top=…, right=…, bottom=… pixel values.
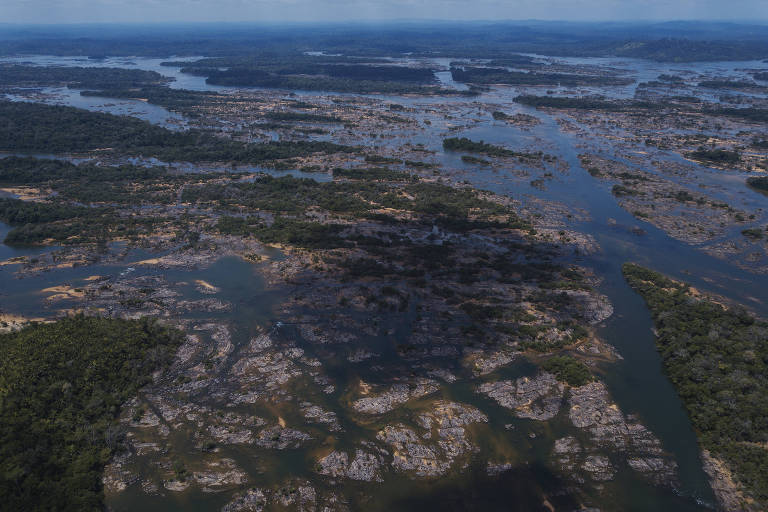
left=80, top=86, right=223, bottom=111
left=451, top=67, right=632, bottom=86
left=0, top=197, right=162, bottom=245
left=0, top=101, right=355, bottom=164
left=623, top=263, right=768, bottom=506
left=541, top=356, right=593, bottom=387
left=176, top=57, right=436, bottom=83
left=0, top=64, right=169, bottom=89
left=658, top=74, right=685, bottom=83
left=218, top=216, right=348, bottom=249
left=515, top=94, right=768, bottom=126
left=741, top=228, right=765, bottom=239
left=611, top=184, right=641, bottom=197
left=609, top=38, right=768, bottom=62
left=461, top=155, right=491, bottom=165
left=1, top=24, right=767, bottom=63
left=186, top=175, right=513, bottom=223
left=707, top=107, right=768, bottom=124
left=205, top=74, right=462, bottom=95
left=0, top=156, right=217, bottom=244
left=443, top=137, right=540, bottom=160
left=263, top=112, right=344, bottom=123
left=698, top=80, right=761, bottom=90
left=686, top=148, right=741, bottom=165
left=0, top=157, right=184, bottom=205
left=0, top=315, right=183, bottom=511
left=747, top=176, right=768, bottom=194
left=189, top=174, right=527, bottom=247
left=332, top=167, right=416, bottom=181
left=514, top=95, right=618, bottom=110
left=161, top=56, right=471, bottom=95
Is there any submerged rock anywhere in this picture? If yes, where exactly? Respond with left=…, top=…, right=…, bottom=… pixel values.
left=301, top=402, right=342, bottom=432
left=193, top=458, right=248, bottom=493
left=552, top=436, right=583, bottom=473
left=582, top=455, right=615, bottom=482
left=568, top=381, right=677, bottom=483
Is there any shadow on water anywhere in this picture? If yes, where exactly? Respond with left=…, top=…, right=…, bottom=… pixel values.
left=380, top=464, right=579, bottom=512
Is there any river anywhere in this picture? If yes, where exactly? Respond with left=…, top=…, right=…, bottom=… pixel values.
left=1, top=52, right=768, bottom=510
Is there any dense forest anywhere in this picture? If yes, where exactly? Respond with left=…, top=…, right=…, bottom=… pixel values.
left=0, top=156, right=205, bottom=206
left=0, top=64, right=170, bottom=89
left=204, top=74, right=455, bottom=94
left=0, top=316, right=183, bottom=511
left=80, top=86, right=223, bottom=111
left=0, top=197, right=154, bottom=245
left=1, top=22, right=768, bottom=61
left=0, top=101, right=355, bottom=164
left=450, top=67, right=633, bottom=86
left=158, top=54, right=450, bottom=94
left=686, top=148, right=741, bottom=165
left=623, top=263, right=768, bottom=507
left=443, top=137, right=541, bottom=160
left=747, top=176, right=768, bottom=193
left=0, top=157, right=519, bottom=247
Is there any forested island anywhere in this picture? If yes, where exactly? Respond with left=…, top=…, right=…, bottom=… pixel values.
left=0, top=100, right=355, bottom=164
left=624, top=264, right=768, bottom=510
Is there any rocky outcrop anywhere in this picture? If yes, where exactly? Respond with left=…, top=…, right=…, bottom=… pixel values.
left=376, top=401, right=487, bottom=477
left=221, top=479, right=335, bottom=512
left=301, top=402, right=342, bottom=431
left=478, top=372, right=564, bottom=420
left=567, top=381, right=677, bottom=483
left=552, top=435, right=582, bottom=473
left=582, top=455, right=615, bottom=482
left=254, top=425, right=312, bottom=449
left=352, top=378, right=439, bottom=414
left=316, top=449, right=385, bottom=482
left=192, top=458, right=248, bottom=493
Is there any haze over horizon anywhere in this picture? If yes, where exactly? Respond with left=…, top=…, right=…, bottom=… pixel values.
left=1, top=0, right=766, bottom=24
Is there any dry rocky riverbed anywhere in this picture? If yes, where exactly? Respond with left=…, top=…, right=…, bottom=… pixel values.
left=0, top=163, right=682, bottom=509
left=42, top=223, right=673, bottom=511
left=4, top=60, right=763, bottom=511
left=579, top=153, right=768, bottom=273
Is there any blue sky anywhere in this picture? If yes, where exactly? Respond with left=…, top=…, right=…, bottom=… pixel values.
left=1, top=0, right=766, bottom=23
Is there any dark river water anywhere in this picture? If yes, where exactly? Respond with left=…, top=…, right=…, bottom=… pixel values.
left=1, top=53, right=768, bottom=511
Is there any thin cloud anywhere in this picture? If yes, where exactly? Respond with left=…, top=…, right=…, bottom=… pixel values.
left=0, top=0, right=766, bottom=23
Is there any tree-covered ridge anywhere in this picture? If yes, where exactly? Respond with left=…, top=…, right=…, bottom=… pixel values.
left=0, top=64, right=170, bottom=89
left=0, top=157, right=521, bottom=247
left=450, top=67, right=633, bottom=86
left=0, top=100, right=356, bottom=164
left=0, top=316, right=184, bottom=511
left=443, top=137, right=544, bottom=160
left=1, top=23, right=767, bottom=62
left=623, top=263, right=768, bottom=507
left=747, top=176, right=768, bottom=194
left=80, top=86, right=224, bottom=111
left=159, top=54, right=473, bottom=95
